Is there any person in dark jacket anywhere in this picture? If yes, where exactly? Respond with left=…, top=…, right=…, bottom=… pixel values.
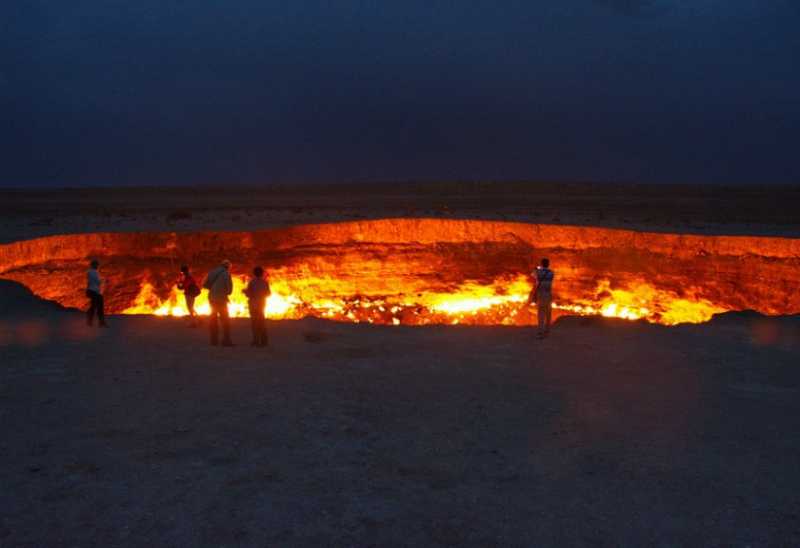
left=203, top=260, right=234, bottom=346
left=244, top=266, right=271, bottom=347
left=86, top=259, right=108, bottom=327
left=177, top=265, right=200, bottom=327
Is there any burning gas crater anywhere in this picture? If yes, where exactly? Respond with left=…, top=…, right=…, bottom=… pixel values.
left=1, top=219, right=798, bottom=326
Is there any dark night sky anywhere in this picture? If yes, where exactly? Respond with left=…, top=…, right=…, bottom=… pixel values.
left=2, top=1, right=799, bottom=187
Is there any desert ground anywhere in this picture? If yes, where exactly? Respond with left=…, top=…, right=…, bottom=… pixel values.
left=2, top=182, right=799, bottom=243
left=2, top=183, right=800, bottom=547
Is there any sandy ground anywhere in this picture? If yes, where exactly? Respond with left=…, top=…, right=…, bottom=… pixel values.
left=2, top=279, right=800, bottom=547
left=2, top=183, right=799, bottom=242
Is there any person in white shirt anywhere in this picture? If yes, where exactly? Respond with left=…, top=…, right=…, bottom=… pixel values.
left=529, top=258, right=554, bottom=338
left=86, top=260, right=108, bottom=327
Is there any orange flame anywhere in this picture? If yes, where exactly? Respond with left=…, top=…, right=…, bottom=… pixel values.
left=123, top=275, right=302, bottom=319
left=122, top=274, right=726, bottom=326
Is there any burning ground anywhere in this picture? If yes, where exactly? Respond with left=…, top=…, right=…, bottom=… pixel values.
left=1, top=219, right=799, bottom=327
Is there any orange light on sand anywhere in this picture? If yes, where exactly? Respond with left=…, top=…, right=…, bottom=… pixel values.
left=122, top=273, right=727, bottom=326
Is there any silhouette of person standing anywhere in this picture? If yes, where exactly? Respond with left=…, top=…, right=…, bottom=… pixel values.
left=177, top=264, right=200, bottom=327
left=203, top=259, right=233, bottom=346
left=86, top=259, right=108, bottom=327
left=529, top=258, right=554, bottom=338
left=244, top=266, right=271, bottom=347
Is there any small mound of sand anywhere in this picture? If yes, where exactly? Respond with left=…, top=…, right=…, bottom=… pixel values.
left=0, top=280, right=68, bottom=317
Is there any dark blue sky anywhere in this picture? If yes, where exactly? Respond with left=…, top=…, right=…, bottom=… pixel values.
left=2, top=1, right=799, bottom=187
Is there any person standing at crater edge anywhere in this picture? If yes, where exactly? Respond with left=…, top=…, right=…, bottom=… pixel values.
left=244, top=266, right=271, bottom=347
left=86, top=259, right=108, bottom=327
left=203, top=259, right=234, bottom=346
left=529, top=257, right=554, bottom=339
left=177, top=264, right=201, bottom=327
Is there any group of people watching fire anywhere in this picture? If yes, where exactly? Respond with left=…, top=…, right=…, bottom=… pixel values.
left=86, top=259, right=271, bottom=347
left=85, top=257, right=555, bottom=342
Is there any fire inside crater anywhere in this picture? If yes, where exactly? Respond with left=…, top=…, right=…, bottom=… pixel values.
left=1, top=219, right=798, bottom=326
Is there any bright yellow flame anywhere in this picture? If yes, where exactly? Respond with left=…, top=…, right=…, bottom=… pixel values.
left=123, top=273, right=727, bottom=326
left=427, top=278, right=528, bottom=314
left=553, top=279, right=725, bottom=325
left=123, top=275, right=301, bottom=319
left=429, top=293, right=524, bottom=315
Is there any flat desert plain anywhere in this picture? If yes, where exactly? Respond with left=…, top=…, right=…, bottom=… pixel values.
left=1, top=183, right=799, bottom=547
